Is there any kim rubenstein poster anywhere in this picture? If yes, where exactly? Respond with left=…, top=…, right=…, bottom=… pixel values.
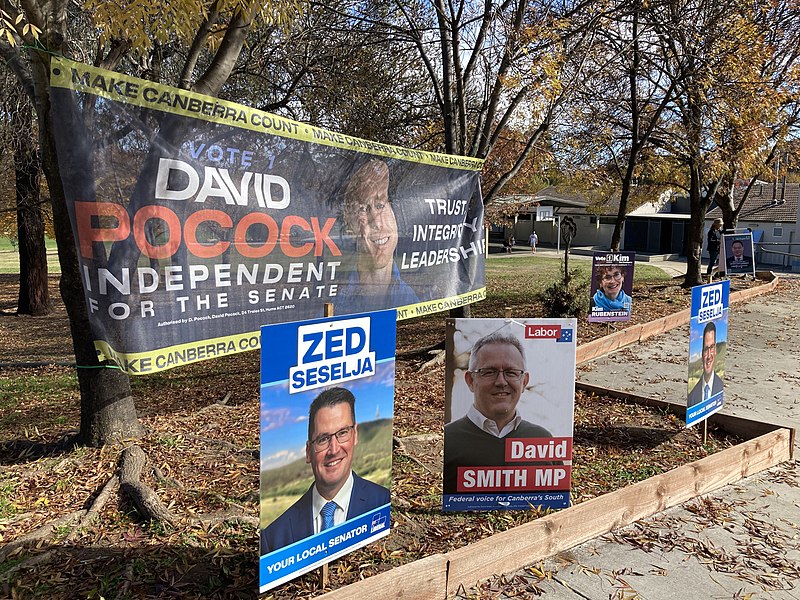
left=443, top=318, right=576, bottom=512
left=258, top=310, right=395, bottom=592
left=588, top=251, right=635, bottom=323
left=48, top=57, right=484, bottom=375
left=686, top=280, right=729, bottom=427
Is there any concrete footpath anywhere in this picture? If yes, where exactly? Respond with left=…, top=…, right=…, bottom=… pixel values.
left=456, top=262, right=800, bottom=599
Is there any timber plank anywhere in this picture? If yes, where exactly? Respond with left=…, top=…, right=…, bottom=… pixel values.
left=317, top=273, right=785, bottom=599
left=317, top=553, right=447, bottom=600
left=443, top=428, right=791, bottom=596
left=575, top=381, right=793, bottom=448
left=577, top=273, right=777, bottom=365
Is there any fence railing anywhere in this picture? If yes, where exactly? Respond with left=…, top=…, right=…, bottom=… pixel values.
left=755, top=242, right=800, bottom=259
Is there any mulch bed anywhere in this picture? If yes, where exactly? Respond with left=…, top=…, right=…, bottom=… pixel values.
left=0, top=273, right=778, bottom=599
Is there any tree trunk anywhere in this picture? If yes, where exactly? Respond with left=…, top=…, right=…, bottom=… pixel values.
left=10, top=84, right=50, bottom=315
left=15, top=142, right=50, bottom=316
left=683, top=163, right=707, bottom=287
left=32, top=52, right=144, bottom=446
left=715, top=170, right=738, bottom=230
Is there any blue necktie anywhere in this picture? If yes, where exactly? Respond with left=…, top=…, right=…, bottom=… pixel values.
left=321, top=501, right=337, bottom=530
left=705, top=384, right=710, bottom=401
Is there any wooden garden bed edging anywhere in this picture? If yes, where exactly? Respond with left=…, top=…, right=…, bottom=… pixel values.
left=315, top=274, right=787, bottom=600
left=576, top=381, right=797, bottom=450
left=319, top=424, right=793, bottom=600
left=576, top=272, right=780, bottom=364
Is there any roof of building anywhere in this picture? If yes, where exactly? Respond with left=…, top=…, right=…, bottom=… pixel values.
left=496, top=180, right=800, bottom=225
left=493, top=187, right=588, bottom=210
left=707, top=181, right=799, bottom=223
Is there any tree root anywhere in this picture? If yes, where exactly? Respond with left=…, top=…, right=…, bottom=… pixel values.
left=197, top=392, right=233, bottom=414
left=184, top=434, right=258, bottom=459
left=117, top=446, right=256, bottom=529
left=119, top=445, right=176, bottom=525
left=0, top=510, right=84, bottom=563
left=193, top=510, right=259, bottom=528
left=396, top=339, right=445, bottom=359
left=151, top=465, right=185, bottom=490
left=0, top=471, right=119, bottom=565
left=0, top=549, right=55, bottom=583
left=417, top=349, right=446, bottom=372
left=1, top=443, right=258, bottom=575
left=66, top=475, right=119, bottom=540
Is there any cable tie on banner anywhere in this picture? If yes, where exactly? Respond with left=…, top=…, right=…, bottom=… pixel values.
left=506, top=319, right=527, bottom=330
left=18, top=42, right=57, bottom=56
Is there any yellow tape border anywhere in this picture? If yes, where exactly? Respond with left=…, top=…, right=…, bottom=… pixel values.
left=51, top=57, right=484, bottom=171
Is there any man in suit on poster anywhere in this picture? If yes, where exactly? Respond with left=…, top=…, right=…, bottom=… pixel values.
left=688, top=321, right=724, bottom=407
left=726, top=239, right=754, bottom=271
left=260, top=387, right=389, bottom=554
left=443, top=332, right=553, bottom=494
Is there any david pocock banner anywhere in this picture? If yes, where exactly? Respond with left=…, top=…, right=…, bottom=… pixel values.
left=49, top=57, right=485, bottom=374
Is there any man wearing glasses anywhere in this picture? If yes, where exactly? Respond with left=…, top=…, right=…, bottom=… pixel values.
left=443, top=332, right=553, bottom=494
left=260, top=387, right=390, bottom=553
left=339, top=159, right=419, bottom=312
left=687, top=321, right=724, bottom=408
left=591, top=265, right=632, bottom=314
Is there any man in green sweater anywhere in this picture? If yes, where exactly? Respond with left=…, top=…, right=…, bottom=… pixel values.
left=443, top=332, right=553, bottom=495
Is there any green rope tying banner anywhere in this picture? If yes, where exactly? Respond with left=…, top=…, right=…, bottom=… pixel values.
left=3, top=41, right=55, bottom=64
left=76, top=363, right=122, bottom=370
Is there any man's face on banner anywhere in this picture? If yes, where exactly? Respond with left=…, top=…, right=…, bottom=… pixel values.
left=306, top=402, right=358, bottom=499
left=466, top=342, right=529, bottom=425
left=731, top=241, right=744, bottom=258
left=701, top=329, right=717, bottom=378
left=344, top=161, right=399, bottom=272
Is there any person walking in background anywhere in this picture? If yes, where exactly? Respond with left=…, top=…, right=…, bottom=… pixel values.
left=528, top=231, right=538, bottom=254
left=706, top=218, right=723, bottom=278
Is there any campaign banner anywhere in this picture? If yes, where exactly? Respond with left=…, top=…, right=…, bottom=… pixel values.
left=588, top=252, right=635, bottom=323
left=48, top=57, right=484, bottom=374
left=443, top=318, right=576, bottom=511
left=259, top=309, right=395, bottom=592
left=686, top=281, right=729, bottom=427
left=721, top=232, right=755, bottom=275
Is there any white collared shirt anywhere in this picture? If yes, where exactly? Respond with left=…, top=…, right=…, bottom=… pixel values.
left=701, top=372, right=720, bottom=398
left=311, top=471, right=354, bottom=534
left=466, top=404, right=522, bottom=438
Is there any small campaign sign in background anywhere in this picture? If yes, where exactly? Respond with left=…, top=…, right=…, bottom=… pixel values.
left=721, top=232, right=756, bottom=275
left=686, top=281, right=729, bottom=427
left=442, top=318, right=576, bottom=512
left=258, top=310, right=395, bottom=592
left=588, top=251, right=635, bottom=323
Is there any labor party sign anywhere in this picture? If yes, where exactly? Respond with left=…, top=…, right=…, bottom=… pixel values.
left=721, top=232, right=756, bottom=275
left=48, top=58, right=484, bottom=374
left=588, top=251, right=635, bottom=323
left=259, top=309, right=395, bottom=592
left=686, top=281, right=729, bottom=427
left=443, top=318, right=576, bottom=512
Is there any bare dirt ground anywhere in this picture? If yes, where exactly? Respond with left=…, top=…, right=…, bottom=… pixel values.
left=0, top=273, right=771, bottom=599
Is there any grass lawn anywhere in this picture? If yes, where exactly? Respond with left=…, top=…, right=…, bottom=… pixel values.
left=0, top=237, right=60, bottom=274
left=482, top=253, right=669, bottom=306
